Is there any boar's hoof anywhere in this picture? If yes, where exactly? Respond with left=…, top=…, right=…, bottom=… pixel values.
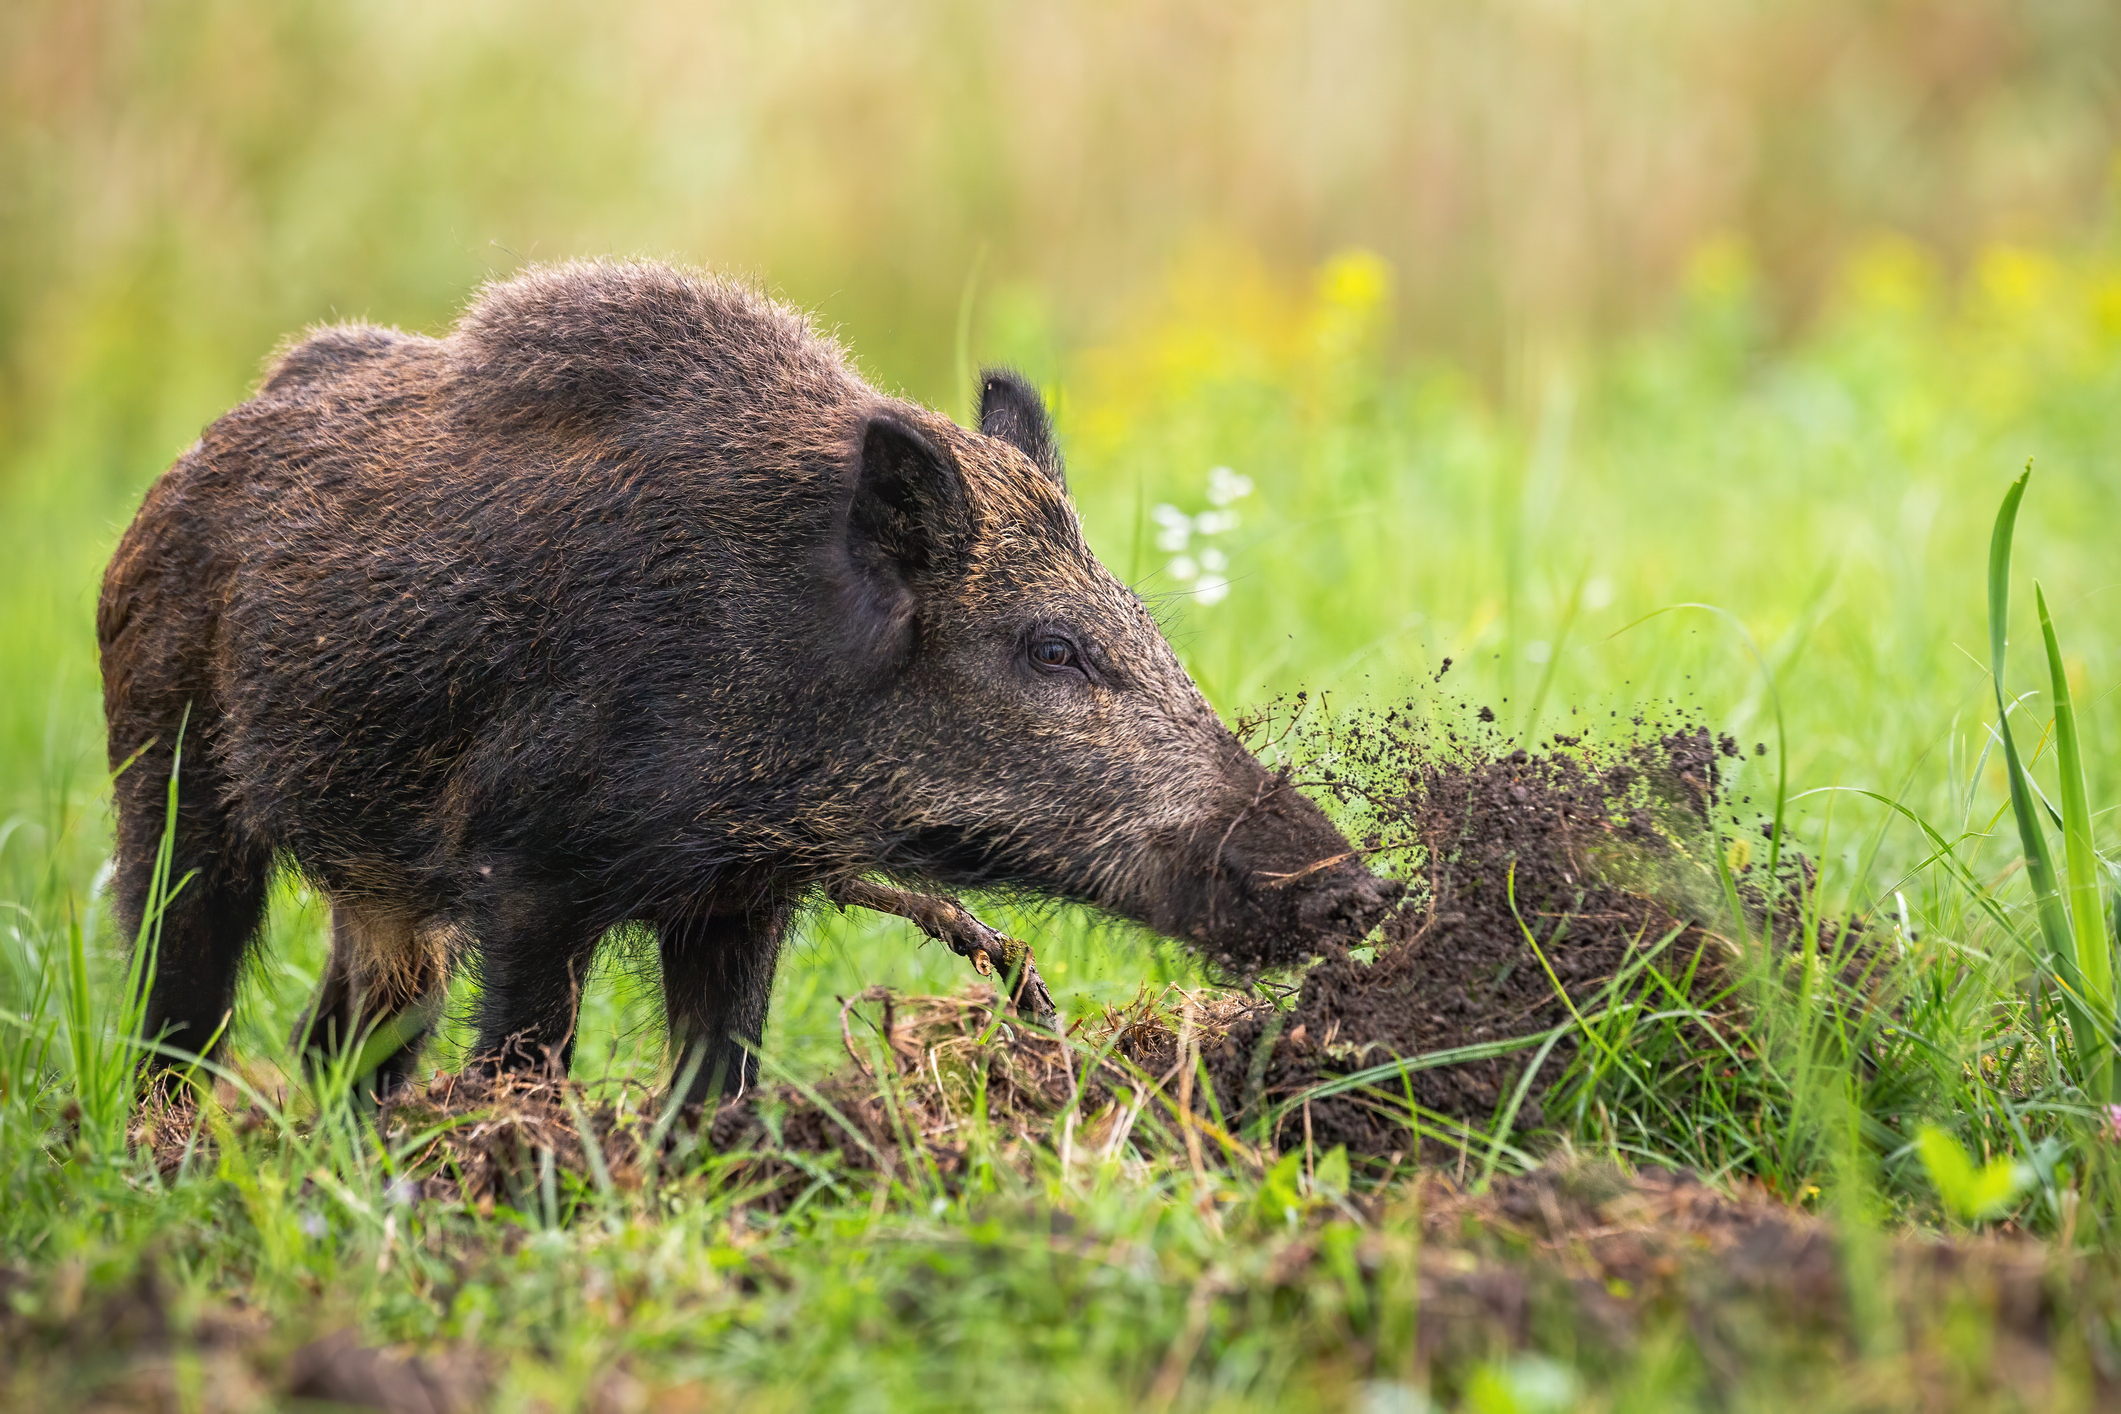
left=1003, top=955, right=1060, bottom=1030
left=827, top=878, right=1059, bottom=1028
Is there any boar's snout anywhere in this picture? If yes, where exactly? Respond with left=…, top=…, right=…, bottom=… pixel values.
left=1293, top=861, right=1403, bottom=940
left=1178, top=799, right=1405, bottom=966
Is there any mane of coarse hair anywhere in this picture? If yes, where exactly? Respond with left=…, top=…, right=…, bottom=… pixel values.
left=445, top=259, right=864, bottom=438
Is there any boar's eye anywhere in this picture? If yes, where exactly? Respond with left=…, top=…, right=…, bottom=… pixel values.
left=1029, top=635, right=1079, bottom=673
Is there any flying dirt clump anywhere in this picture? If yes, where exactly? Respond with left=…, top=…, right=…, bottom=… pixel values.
left=1195, top=710, right=1768, bottom=1156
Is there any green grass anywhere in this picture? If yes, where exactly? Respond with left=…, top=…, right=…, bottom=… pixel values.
left=10, top=8, right=2121, bottom=1405
left=11, top=229, right=2121, bottom=1407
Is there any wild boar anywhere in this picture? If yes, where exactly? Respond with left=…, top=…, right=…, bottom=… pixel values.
left=98, top=261, right=1400, bottom=1101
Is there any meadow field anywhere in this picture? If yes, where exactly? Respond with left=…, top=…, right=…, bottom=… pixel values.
left=8, top=3, right=2121, bottom=1410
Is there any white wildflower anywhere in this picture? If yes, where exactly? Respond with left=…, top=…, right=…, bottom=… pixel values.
left=1151, top=503, right=1192, bottom=552
left=1206, top=466, right=1254, bottom=506
left=1358, top=1381, right=1434, bottom=1414
left=1158, top=467, right=1254, bottom=608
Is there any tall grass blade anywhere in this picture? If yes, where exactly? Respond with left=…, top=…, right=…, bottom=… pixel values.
left=1987, top=469, right=2112, bottom=1100
left=2035, top=582, right=2112, bottom=1015
left=2035, top=582, right=2117, bottom=1102
left=1986, top=472, right=2070, bottom=956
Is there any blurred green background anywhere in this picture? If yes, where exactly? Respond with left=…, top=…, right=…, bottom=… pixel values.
left=6, top=0, right=2121, bottom=1071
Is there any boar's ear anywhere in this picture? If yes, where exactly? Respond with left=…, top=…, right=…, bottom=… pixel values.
left=978, top=368, right=1065, bottom=490
left=839, top=412, right=975, bottom=670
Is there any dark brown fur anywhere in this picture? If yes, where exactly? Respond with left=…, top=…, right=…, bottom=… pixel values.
left=98, top=261, right=1399, bottom=1100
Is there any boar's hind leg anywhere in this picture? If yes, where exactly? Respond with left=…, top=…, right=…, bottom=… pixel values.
left=291, top=902, right=445, bottom=1099
left=657, top=901, right=791, bottom=1105
left=111, top=726, right=270, bottom=1093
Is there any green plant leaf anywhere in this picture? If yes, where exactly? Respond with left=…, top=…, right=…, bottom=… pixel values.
left=1255, top=1149, right=1306, bottom=1228
left=1985, top=470, right=2113, bottom=1100
left=1987, top=470, right=2072, bottom=968
left=1312, top=1144, right=1350, bottom=1201
left=1915, top=1124, right=2031, bottom=1223
left=2036, top=582, right=2115, bottom=1019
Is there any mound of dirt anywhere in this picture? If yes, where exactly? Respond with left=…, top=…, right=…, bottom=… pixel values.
left=373, top=987, right=1193, bottom=1208
left=1384, top=1161, right=2091, bottom=1406
left=1198, top=715, right=1764, bottom=1156
left=0, top=1262, right=481, bottom=1413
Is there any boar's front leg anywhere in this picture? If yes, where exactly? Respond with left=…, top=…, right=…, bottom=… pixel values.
left=468, top=889, right=605, bottom=1080
left=825, top=879, right=1059, bottom=1026
left=657, top=899, right=791, bottom=1105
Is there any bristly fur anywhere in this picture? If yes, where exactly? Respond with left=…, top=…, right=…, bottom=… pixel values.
left=99, top=259, right=1400, bottom=1102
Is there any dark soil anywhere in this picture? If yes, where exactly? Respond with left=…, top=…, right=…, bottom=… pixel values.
left=0, top=1262, right=481, bottom=1412
left=372, top=988, right=1111, bottom=1210
left=1198, top=714, right=1762, bottom=1156
left=1395, top=1161, right=2093, bottom=1407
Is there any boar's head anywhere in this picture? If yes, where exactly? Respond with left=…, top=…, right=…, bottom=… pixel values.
left=831, top=370, right=1401, bottom=968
